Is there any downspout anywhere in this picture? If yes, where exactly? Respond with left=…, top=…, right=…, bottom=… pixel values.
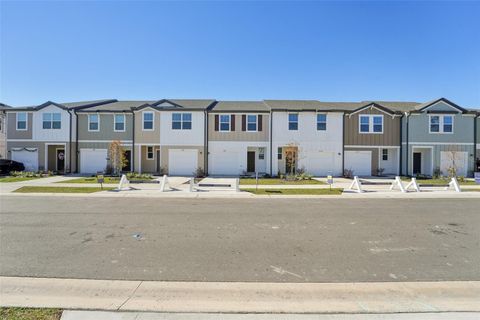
left=405, top=112, right=410, bottom=176
left=132, top=111, right=135, bottom=172
left=474, top=114, right=478, bottom=174
left=74, top=110, right=79, bottom=173
left=204, top=110, right=208, bottom=176
left=399, top=114, right=403, bottom=176
left=342, top=113, right=345, bottom=176
left=269, top=110, right=273, bottom=176
left=68, top=110, right=72, bottom=174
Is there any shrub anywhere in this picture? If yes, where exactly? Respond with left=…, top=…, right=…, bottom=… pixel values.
left=376, top=168, right=385, bottom=176
left=433, top=167, right=442, bottom=179
left=126, top=172, right=153, bottom=180
left=193, top=167, right=205, bottom=178
left=344, top=169, right=354, bottom=178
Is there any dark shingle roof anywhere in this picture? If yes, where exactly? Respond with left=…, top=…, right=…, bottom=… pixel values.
left=211, top=101, right=269, bottom=112
left=77, top=100, right=152, bottom=112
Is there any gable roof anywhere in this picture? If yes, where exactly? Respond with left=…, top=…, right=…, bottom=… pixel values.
left=76, top=100, right=152, bottom=112
left=413, top=98, right=467, bottom=113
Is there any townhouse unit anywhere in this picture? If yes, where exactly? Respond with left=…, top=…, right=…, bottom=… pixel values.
left=0, top=103, right=10, bottom=158
left=2, top=97, right=479, bottom=177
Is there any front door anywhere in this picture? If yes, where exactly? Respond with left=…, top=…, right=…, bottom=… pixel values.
left=413, top=152, right=422, bottom=175
left=122, top=150, right=131, bottom=172
left=247, top=151, right=256, bottom=173
left=285, top=149, right=297, bottom=175
left=56, top=149, right=65, bottom=172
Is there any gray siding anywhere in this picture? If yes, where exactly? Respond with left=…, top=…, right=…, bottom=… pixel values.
left=77, top=113, right=133, bottom=141
left=7, top=141, right=74, bottom=172
left=408, top=113, right=474, bottom=143
left=7, top=112, right=33, bottom=139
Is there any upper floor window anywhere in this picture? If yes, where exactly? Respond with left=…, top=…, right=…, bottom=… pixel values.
left=430, top=115, right=453, bottom=133
left=88, top=114, right=99, bottom=132
left=220, top=115, right=230, bottom=131
left=42, top=113, right=61, bottom=129
left=16, top=112, right=27, bottom=130
left=143, top=112, right=154, bottom=131
left=317, top=114, right=327, bottom=131
left=288, top=113, right=298, bottom=130
left=114, top=114, right=125, bottom=132
left=359, top=115, right=383, bottom=133
left=247, top=115, right=257, bottom=131
left=172, top=113, right=192, bottom=130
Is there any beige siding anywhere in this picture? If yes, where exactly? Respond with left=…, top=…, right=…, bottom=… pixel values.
left=134, top=110, right=161, bottom=144
left=7, top=141, right=74, bottom=172
left=7, top=112, right=33, bottom=139
left=344, top=108, right=400, bottom=146
left=208, top=113, right=269, bottom=142
left=140, top=145, right=160, bottom=173
left=77, top=113, right=133, bottom=141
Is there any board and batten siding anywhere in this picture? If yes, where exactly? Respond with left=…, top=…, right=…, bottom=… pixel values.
left=208, top=113, right=269, bottom=142
left=77, top=113, right=133, bottom=141
left=7, top=112, right=33, bottom=139
left=344, top=108, right=401, bottom=146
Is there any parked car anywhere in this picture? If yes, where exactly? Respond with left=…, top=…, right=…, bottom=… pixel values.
left=0, top=159, right=25, bottom=174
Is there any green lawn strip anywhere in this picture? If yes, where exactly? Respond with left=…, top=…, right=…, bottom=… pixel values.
left=240, top=178, right=324, bottom=185
left=0, top=307, right=62, bottom=320
left=0, top=176, right=42, bottom=183
left=59, top=177, right=154, bottom=184
left=400, top=177, right=476, bottom=185
left=14, top=186, right=114, bottom=193
left=243, top=188, right=343, bottom=195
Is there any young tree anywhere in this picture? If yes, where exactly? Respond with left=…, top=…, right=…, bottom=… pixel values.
left=108, top=140, right=127, bottom=175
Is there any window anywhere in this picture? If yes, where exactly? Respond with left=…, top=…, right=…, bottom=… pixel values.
left=247, top=115, right=257, bottom=131
left=143, top=112, right=154, bottom=130
left=114, top=114, right=125, bottom=132
left=288, top=113, right=298, bottom=130
left=317, top=114, right=327, bottom=131
left=172, top=113, right=192, bottom=130
left=88, top=114, right=99, bottom=131
left=277, top=147, right=282, bottom=160
left=359, top=115, right=383, bottom=133
left=16, top=112, right=27, bottom=130
left=146, top=146, right=154, bottom=160
left=220, top=115, right=230, bottom=131
left=382, top=149, right=388, bottom=161
left=430, top=115, right=454, bottom=134
left=259, top=147, right=265, bottom=160
left=42, top=113, right=61, bottom=129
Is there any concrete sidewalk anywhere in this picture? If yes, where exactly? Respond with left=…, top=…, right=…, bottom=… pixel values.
left=1, top=276, right=479, bottom=314
left=60, top=310, right=480, bottom=320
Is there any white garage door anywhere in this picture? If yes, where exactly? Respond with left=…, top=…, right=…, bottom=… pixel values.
left=440, top=151, right=468, bottom=177
left=303, top=151, right=335, bottom=176
left=210, top=151, right=240, bottom=175
left=80, top=149, right=107, bottom=174
left=11, top=149, right=38, bottom=171
left=345, top=151, right=372, bottom=176
left=168, top=149, right=198, bottom=176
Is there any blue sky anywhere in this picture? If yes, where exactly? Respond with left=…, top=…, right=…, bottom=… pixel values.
left=1, top=1, right=479, bottom=108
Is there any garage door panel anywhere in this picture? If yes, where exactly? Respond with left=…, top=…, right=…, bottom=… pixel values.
left=440, top=151, right=467, bottom=177
left=11, top=150, right=39, bottom=171
left=345, top=151, right=372, bottom=176
left=210, top=152, right=240, bottom=175
left=80, top=149, right=107, bottom=174
left=168, top=149, right=197, bottom=176
left=303, top=152, right=335, bottom=176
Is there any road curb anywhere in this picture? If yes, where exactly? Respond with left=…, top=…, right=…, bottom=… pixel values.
left=1, top=277, right=479, bottom=314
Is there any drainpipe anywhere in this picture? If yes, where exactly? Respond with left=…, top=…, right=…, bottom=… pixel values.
left=474, top=114, right=478, bottom=174
left=132, top=111, right=135, bottom=172
left=405, top=112, right=410, bottom=176
left=74, top=109, right=79, bottom=173
left=269, top=110, right=273, bottom=176
left=68, top=110, right=72, bottom=174
left=399, top=114, right=403, bottom=176
left=342, top=113, right=345, bottom=176
left=204, top=110, right=208, bottom=176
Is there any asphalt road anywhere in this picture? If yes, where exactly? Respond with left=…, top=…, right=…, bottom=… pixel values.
left=0, top=196, right=479, bottom=283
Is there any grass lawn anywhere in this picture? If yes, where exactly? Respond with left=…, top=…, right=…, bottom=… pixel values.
left=60, top=176, right=154, bottom=184
left=14, top=186, right=114, bottom=193
left=243, top=188, right=343, bottom=195
left=240, top=178, right=324, bottom=185
left=0, top=176, right=42, bottom=183
left=0, top=307, right=62, bottom=320
left=401, top=177, right=477, bottom=185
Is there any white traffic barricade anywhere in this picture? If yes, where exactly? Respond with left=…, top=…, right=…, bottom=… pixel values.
left=390, top=176, right=406, bottom=193
left=348, top=176, right=364, bottom=193
left=116, top=174, right=132, bottom=191
left=446, top=177, right=462, bottom=192
left=405, top=177, right=420, bottom=192
left=159, top=175, right=172, bottom=192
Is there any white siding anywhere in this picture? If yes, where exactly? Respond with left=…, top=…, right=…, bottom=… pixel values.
left=272, top=112, right=343, bottom=176
left=32, top=105, right=71, bottom=142
left=159, top=111, right=204, bottom=146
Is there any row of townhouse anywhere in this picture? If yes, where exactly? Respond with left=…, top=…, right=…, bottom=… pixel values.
left=1, top=97, right=479, bottom=177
